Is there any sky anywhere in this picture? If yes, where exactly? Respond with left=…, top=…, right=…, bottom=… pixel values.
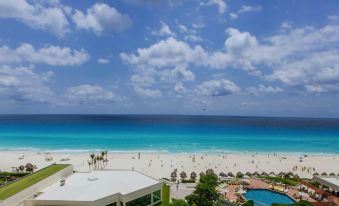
left=0, top=0, right=339, bottom=117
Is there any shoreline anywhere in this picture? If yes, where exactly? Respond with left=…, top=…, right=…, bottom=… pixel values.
left=0, top=148, right=338, bottom=156
left=1, top=150, right=338, bottom=179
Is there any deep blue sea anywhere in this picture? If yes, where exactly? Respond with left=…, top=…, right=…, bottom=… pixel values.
left=0, top=115, right=338, bottom=154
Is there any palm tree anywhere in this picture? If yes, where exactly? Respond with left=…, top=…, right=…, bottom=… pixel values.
left=90, top=153, right=95, bottom=169
left=19, top=165, right=25, bottom=172
left=199, top=172, right=205, bottom=177
left=25, top=163, right=37, bottom=173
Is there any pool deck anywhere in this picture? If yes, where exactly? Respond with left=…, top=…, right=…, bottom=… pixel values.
left=223, top=178, right=316, bottom=203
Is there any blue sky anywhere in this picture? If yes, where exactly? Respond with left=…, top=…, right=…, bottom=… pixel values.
left=0, top=0, right=339, bottom=117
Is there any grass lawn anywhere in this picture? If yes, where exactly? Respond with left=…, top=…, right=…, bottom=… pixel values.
left=0, top=164, right=70, bottom=200
left=161, top=184, right=170, bottom=206
left=259, top=176, right=299, bottom=186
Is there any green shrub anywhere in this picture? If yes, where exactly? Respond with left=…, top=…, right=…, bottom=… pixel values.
left=243, top=200, right=254, bottom=206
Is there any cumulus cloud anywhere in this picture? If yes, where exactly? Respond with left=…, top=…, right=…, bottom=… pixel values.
left=130, top=74, right=155, bottom=87
left=238, top=5, right=262, bottom=14
left=230, top=5, right=262, bottom=20
left=72, top=3, right=132, bottom=35
left=0, top=0, right=70, bottom=36
left=196, top=79, right=240, bottom=96
left=120, top=37, right=207, bottom=68
left=247, top=84, right=283, bottom=96
left=201, top=0, right=227, bottom=14
left=174, top=82, right=187, bottom=93
left=0, top=43, right=89, bottom=66
left=152, top=21, right=175, bottom=37
left=134, top=86, right=162, bottom=99
left=98, top=58, right=109, bottom=64
left=65, top=84, right=120, bottom=104
left=124, top=0, right=182, bottom=7
left=160, top=66, right=195, bottom=82
left=0, top=65, right=53, bottom=103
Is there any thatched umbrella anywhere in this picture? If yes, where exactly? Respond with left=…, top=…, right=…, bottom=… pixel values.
left=253, top=171, right=259, bottom=176
left=180, top=171, right=187, bottom=179
left=206, top=169, right=214, bottom=175
left=199, top=172, right=205, bottom=177
left=261, top=172, right=268, bottom=176
left=329, top=173, right=335, bottom=176
left=313, top=172, right=319, bottom=176
left=321, top=172, right=327, bottom=176
left=245, top=172, right=252, bottom=177
left=286, top=172, right=294, bottom=177
left=227, top=172, right=234, bottom=177
left=278, top=172, right=285, bottom=177
left=293, top=174, right=300, bottom=179
left=236, top=172, right=244, bottom=178
left=190, top=172, right=197, bottom=180
left=219, top=172, right=225, bottom=177
left=269, top=172, right=276, bottom=176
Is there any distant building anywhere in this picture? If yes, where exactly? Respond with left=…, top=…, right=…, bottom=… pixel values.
left=25, top=170, right=163, bottom=206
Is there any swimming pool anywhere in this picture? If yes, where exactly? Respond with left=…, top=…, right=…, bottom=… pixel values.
left=244, top=189, right=295, bottom=206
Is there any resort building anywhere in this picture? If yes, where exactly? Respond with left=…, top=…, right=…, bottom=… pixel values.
left=25, top=170, right=163, bottom=206
left=312, top=176, right=339, bottom=205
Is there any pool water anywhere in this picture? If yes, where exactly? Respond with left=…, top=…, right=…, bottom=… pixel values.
left=244, top=189, right=295, bottom=206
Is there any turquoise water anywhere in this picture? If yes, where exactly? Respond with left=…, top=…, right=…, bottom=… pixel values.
left=0, top=115, right=338, bottom=153
left=244, top=189, right=295, bottom=206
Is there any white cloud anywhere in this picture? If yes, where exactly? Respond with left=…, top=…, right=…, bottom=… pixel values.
left=196, top=79, right=240, bottom=96
left=0, top=0, right=70, bottom=36
left=124, top=0, right=182, bottom=7
left=238, top=5, right=262, bottom=14
left=98, top=58, right=109, bottom=64
left=305, top=84, right=339, bottom=93
left=230, top=5, right=262, bottom=20
left=72, top=3, right=132, bottom=35
left=130, top=74, right=155, bottom=87
left=230, top=13, right=238, bottom=20
left=120, top=37, right=207, bottom=69
left=174, top=82, right=187, bottom=93
left=160, top=66, right=195, bottom=82
left=152, top=21, right=175, bottom=37
left=0, top=43, right=89, bottom=66
left=201, top=0, right=227, bottom=14
left=0, top=65, right=53, bottom=103
left=247, top=84, right=283, bottom=95
left=225, top=28, right=258, bottom=54
left=134, top=86, right=162, bottom=99
left=65, top=84, right=120, bottom=104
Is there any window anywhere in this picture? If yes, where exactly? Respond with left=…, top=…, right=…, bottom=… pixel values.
left=153, top=190, right=161, bottom=202
left=126, top=194, right=152, bottom=206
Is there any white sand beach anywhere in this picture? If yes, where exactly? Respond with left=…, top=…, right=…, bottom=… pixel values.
left=0, top=151, right=338, bottom=179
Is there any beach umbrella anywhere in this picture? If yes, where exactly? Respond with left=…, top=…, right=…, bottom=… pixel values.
left=321, top=172, right=327, bottom=176
left=253, top=171, right=259, bottom=176
left=219, top=172, right=226, bottom=177
left=171, top=171, right=177, bottom=178
left=200, top=172, right=205, bottom=177
left=236, top=172, right=244, bottom=178
left=278, top=172, right=285, bottom=176
left=206, top=169, right=214, bottom=175
left=190, top=172, right=197, bottom=180
left=329, top=173, right=335, bottom=176
left=313, top=172, right=319, bottom=176
left=287, top=172, right=294, bottom=177
left=261, top=172, right=268, bottom=176
left=269, top=172, right=276, bottom=177
left=180, top=171, right=187, bottom=179
left=245, top=172, right=252, bottom=177
left=227, top=172, right=234, bottom=177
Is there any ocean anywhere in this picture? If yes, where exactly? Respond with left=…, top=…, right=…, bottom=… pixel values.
left=0, top=115, right=338, bottom=154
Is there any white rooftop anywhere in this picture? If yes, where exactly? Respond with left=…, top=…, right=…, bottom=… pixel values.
left=35, top=170, right=160, bottom=201
left=319, top=176, right=339, bottom=186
